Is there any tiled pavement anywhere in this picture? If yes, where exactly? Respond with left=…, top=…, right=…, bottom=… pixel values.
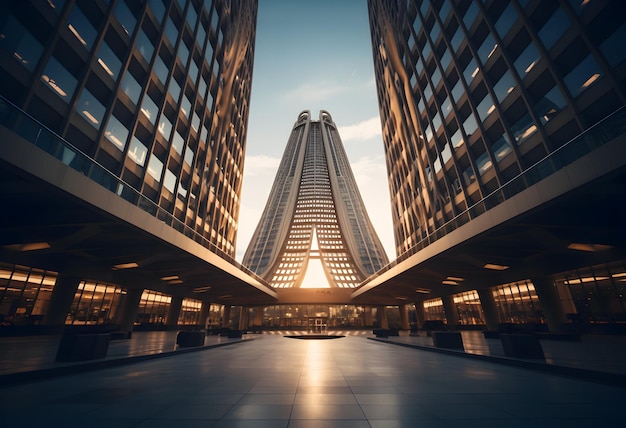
left=0, top=330, right=625, bottom=427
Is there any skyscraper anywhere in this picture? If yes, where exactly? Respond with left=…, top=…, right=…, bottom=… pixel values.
left=243, top=110, right=389, bottom=289
left=0, top=0, right=274, bottom=332
left=361, top=0, right=626, bottom=331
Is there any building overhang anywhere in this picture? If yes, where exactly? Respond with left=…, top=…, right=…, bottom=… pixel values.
left=352, top=133, right=626, bottom=305
left=0, top=127, right=278, bottom=305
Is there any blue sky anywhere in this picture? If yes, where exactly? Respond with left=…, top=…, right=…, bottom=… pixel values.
left=235, top=0, right=395, bottom=261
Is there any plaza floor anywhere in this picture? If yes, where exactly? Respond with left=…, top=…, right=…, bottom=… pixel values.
left=0, top=330, right=625, bottom=427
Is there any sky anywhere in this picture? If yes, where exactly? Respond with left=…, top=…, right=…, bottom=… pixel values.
left=235, top=0, right=395, bottom=262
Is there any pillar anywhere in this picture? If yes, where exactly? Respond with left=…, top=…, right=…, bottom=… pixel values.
left=254, top=307, right=264, bottom=326
left=399, top=304, right=410, bottom=330
left=43, top=275, right=81, bottom=327
left=239, top=306, right=249, bottom=330
left=477, top=288, right=500, bottom=331
left=115, top=287, right=143, bottom=333
left=532, top=277, right=567, bottom=332
left=221, top=305, right=231, bottom=328
left=376, top=305, right=389, bottom=329
left=199, top=302, right=210, bottom=328
left=365, top=307, right=374, bottom=326
left=442, top=296, right=459, bottom=329
left=166, top=296, right=183, bottom=329
left=415, top=302, right=426, bottom=327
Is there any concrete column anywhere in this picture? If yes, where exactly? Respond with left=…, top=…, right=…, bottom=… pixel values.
left=532, top=277, right=567, bottom=332
left=221, top=305, right=231, bottom=328
left=239, top=306, right=249, bottom=330
left=442, top=296, right=459, bottom=329
left=43, top=275, right=80, bottom=327
left=115, top=287, right=144, bottom=333
left=478, top=288, right=500, bottom=331
left=166, top=296, right=183, bottom=329
left=254, top=307, right=264, bottom=326
left=399, top=304, right=410, bottom=330
left=415, top=302, right=426, bottom=327
left=365, top=307, right=374, bottom=326
left=199, top=302, right=210, bottom=328
left=376, top=306, right=389, bottom=329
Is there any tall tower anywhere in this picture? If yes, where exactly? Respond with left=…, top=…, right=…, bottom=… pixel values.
left=368, top=0, right=625, bottom=257
left=243, top=110, right=389, bottom=288
left=0, top=0, right=256, bottom=258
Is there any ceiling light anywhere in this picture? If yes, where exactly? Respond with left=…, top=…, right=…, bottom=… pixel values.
left=415, top=288, right=431, bottom=294
left=160, top=275, right=179, bottom=281
left=112, top=262, right=139, bottom=270
left=446, top=276, right=464, bottom=281
left=484, top=263, right=509, bottom=270
left=567, top=243, right=612, bottom=252
left=168, top=280, right=183, bottom=284
left=395, top=296, right=408, bottom=300
left=442, top=280, right=460, bottom=285
left=193, top=286, right=212, bottom=293
left=4, top=242, right=51, bottom=251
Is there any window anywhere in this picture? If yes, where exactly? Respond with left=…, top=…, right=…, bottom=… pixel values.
left=493, top=70, right=515, bottom=103
left=0, top=17, right=44, bottom=72
left=149, top=0, right=166, bottom=23
left=186, top=3, right=198, bottom=30
left=538, top=9, right=570, bottom=50
left=96, top=42, right=122, bottom=80
left=463, top=114, right=478, bottom=136
left=476, top=151, right=492, bottom=175
left=600, top=23, right=626, bottom=67
left=158, top=115, right=173, bottom=139
left=563, top=55, right=602, bottom=97
left=114, top=0, right=137, bottom=37
left=451, top=79, right=464, bottom=102
left=104, top=115, right=129, bottom=151
left=136, top=30, right=155, bottom=63
left=172, top=131, right=184, bottom=155
left=140, top=95, right=160, bottom=125
left=154, top=55, right=169, bottom=85
left=67, top=6, right=97, bottom=50
left=463, top=58, right=479, bottom=84
left=441, top=143, right=452, bottom=164
left=177, top=41, right=190, bottom=66
left=168, top=78, right=181, bottom=101
left=451, top=128, right=464, bottom=149
left=478, top=35, right=497, bottom=63
left=476, top=94, right=495, bottom=121
left=492, top=134, right=512, bottom=161
left=147, top=154, right=163, bottom=181
left=164, top=169, right=176, bottom=192
left=76, top=88, right=105, bottom=129
left=181, top=94, right=192, bottom=119
left=451, top=28, right=463, bottom=52
left=164, top=17, right=179, bottom=47
left=40, top=57, right=77, bottom=102
left=495, top=4, right=517, bottom=38
left=514, top=43, right=541, bottom=78
left=128, top=137, right=147, bottom=166
left=184, top=146, right=194, bottom=166
left=463, top=2, right=479, bottom=28
left=120, top=71, right=142, bottom=104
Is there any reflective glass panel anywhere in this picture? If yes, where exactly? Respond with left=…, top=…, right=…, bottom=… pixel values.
left=514, top=43, right=540, bottom=78
left=600, top=23, right=626, bottom=67
left=136, top=30, right=155, bottom=62
left=495, top=4, right=517, bottom=38
left=149, top=0, right=166, bottom=23
left=67, top=6, right=97, bottom=50
left=538, top=9, right=570, bottom=50
left=114, top=0, right=137, bottom=37
left=128, top=137, right=147, bottom=166
left=120, top=71, right=141, bottom=104
left=104, top=115, right=129, bottom=151
left=564, top=55, right=602, bottom=97
left=154, top=55, right=169, bottom=85
left=96, top=42, right=122, bottom=80
left=164, top=169, right=176, bottom=192
left=140, top=95, right=159, bottom=125
left=40, top=57, right=77, bottom=102
left=76, top=88, right=105, bottom=129
left=493, top=70, right=515, bottom=103
left=0, top=17, right=43, bottom=72
left=147, top=154, right=163, bottom=181
left=164, top=17, right=179, bottom=47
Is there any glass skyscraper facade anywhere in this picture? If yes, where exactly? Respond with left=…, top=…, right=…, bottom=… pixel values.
left=368, top=0, right=624, bottom=256
left=365, top=0, right=626, bottom=331
left=0, top=0, right=261, bottom=331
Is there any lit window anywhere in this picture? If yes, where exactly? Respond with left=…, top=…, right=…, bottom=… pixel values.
left=114, top=0, right=137, bottom=37
left=67, top=6, right=97, bottom=50
left=104, top=115, right=129, bottom=151
left=128, top=137, right=147, bottom=166
left=0, top=17, right=44, bottom=72
left=564, top=55, right=602, bottom=97
left=40, top=57, right=77, bottom=101
left=96, top=42, right=122, bottom=80
left=76, top=88, right=105, bottom=129
left=147, top=154, right=163, bottom=181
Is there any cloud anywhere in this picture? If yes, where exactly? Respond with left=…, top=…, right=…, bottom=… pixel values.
left=242, top=154, right=281, bottom=177
left=338, top=116, right=382, bottom=142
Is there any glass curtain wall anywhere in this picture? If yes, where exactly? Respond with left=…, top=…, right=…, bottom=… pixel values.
left=453, top=290, right=485, bottom=325
left=262, top=305, right=369, bottom=328
left=66, top=281, right=125, bottom=325
left=0, top=264, right=57, bottom=326
left=178, top=298, right=203, bottom=325
left=423, top=298, right=445, bottom=321
left=136, top=290, right=171, bottom=327
left=493, top=280, right=543, bottom=325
